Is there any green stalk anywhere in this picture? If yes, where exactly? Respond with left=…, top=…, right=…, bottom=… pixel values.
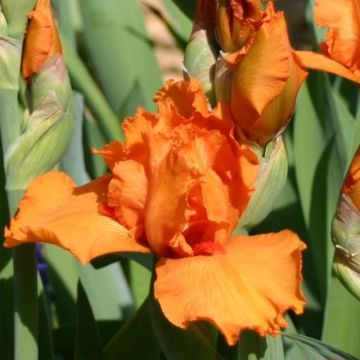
left=0, top=1, right=38, bottom=358
left=0, top=88, right=39, bottom=360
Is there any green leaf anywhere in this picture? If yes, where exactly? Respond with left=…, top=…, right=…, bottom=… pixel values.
left=78, top=264, right=133, bottom=321
left=161, top=0, right=193, bottom=41
left=0, top=134, right=13, bottom=359
left=78, top=0, right=162, bottom=113
left=83, top=109, right=107, bottom=178
left=293, top=79, right=331, bottom=301
left=44, top=244, right=78, bottom=326
left=283, top=333, right=358, bottom=360
left=38, top=285, right=55, bottom=360
left=148, top=291, right=222, bottom=360
left=129, top=260, right=151, bottom=309
left=219, top=332, right=284, bottom=360
left=164, top=0, right=196, bottom=23
left=62, top=38, right=123, bottom=142
left=102, top=299, right=160, bottom=360
left=322, top=276, right=360, bottom=358
left=74, top=281, right=102, bottom=359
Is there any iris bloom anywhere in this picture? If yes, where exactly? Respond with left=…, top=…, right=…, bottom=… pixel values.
left=294, top=0, right=360, bottom=84
left=4, top=80, right=306, bottom=345
left=22, top=0, right=62, bottom=80
left=214, top=0, right=308, bottom=147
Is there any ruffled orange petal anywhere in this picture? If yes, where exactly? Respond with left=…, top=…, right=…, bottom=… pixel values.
left=145, top=136, right=202, bottom=257
left=22, top=0, right=62, bottom=79
left=108, top=159, right=148, bottom=235
left=293, top=51, right=360, bottom=84
left=93, top=141, right=124, bottom=170
left=154, top=230, right=306, bottom=345
left=4, top=172, right=150, bottom=264
left=314, top=0, right=360, bottom=72
left=154, top=79, right=209, bottom=118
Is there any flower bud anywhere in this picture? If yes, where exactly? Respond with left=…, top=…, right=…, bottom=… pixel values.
left=21, top=0, right=62, bottom=81
left=332, top=147, right=360, bottom=300
left=237, top=135, right=288, bottom=229
left=215, top=0, right=261, bottom=53
left=4, top=0, right=74, bottom=191
left=228, top=9, right=307, bottom=148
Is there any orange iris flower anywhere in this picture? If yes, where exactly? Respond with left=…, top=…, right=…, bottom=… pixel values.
left=294, top=0, right=360, bottom=84
left=342, top=147, right=360, bottom=211
left=22, top=0, right=62, bottom=80
left=215, top=0, right=308, bottom=147
left=4, top=80, right=306, bottom=345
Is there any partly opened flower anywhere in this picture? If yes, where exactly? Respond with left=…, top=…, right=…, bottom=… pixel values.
left=214, top=0, right=308, bottom=147
left=294, top=0, right=360, bottom=84
left=22, top=0, right=62, bottom=80
left=4, top=80, right=306, bottom=345
left=332, top=147, right=360, bottom=300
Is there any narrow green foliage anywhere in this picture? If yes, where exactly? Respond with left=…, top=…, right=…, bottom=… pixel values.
left=74, top=281, right=102, bottom=359
left=322, top=276, right=360, bottom=358
left=284, top=333, right=358, bottom=360
left=103, top=299, right=161, bottom=360
left=148, top=289, right=222, bottom=360
left=78, top=0, right=162, bottom=113
left=62, top=38, right=123, bottom=141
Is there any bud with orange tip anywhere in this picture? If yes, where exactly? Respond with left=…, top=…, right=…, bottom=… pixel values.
left=332, top=147, right=360, bottom=300
left=214, top=0, right=307, bottom=148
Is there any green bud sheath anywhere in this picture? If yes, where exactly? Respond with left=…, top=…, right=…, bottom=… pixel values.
left=237, top=136, right=288, bottom=230
left=184, top=28, right=217, bottom=106
left=5, top=52, right=74, bottom=190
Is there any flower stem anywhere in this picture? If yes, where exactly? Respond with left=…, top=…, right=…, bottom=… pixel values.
left=0, top=92, right=38, bottom=360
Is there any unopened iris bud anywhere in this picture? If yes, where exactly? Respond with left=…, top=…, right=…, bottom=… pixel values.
left=21, top=0, right=62, bottom=81
left=215, top=0, right=261, bottom=53
left=214, top=1, right=307, bottom=148
left=332, top=147, right=360, bottom=300
left=237, top=135, right=288, bottom=229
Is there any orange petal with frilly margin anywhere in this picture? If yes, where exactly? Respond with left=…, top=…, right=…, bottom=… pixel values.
left=22, top=0, right=62, bottom=80
left=93, top=141, right=124, bottom=170
left=154, top=230, right=306, bottom=346
left=293, top=51, right=360, bottom=84
left=314, top=0, right=360, bottom=72
left=4, top=172, right=150, bottom=264
left=154, top=79, right=209, bottom=118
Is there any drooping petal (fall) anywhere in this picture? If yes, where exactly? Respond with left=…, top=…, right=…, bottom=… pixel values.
left=293, top=51, right=360, bottom=85
left=154, top=230, right=306, bottom=345
left=315, top=0, right=360, bottom=72
left=4, top=172, right=150, bottom=264
left=294, top=0, right=360, bottom=83
left=22, top=0, right=62, bottom=80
